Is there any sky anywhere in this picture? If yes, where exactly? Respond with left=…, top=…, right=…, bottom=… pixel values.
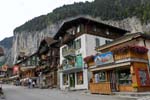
left=0, top=0, right=93, bottom=41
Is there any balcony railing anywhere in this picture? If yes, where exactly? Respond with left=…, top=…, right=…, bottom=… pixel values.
left=62, top=62, right=83, bottom=70
left=62, top=49, right=76, bottom=58
left=63, top=64, right=74, bottom=70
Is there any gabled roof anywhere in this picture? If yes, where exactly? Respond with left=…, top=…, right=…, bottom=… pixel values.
left=96, top=32, right=150, bottom=51
left=54, top=16, right=129, bottom=39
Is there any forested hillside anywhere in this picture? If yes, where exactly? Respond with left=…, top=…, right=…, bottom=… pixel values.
left=14, top=0, right=150, bottom=32
left=0, top=36, right=13, bottom=50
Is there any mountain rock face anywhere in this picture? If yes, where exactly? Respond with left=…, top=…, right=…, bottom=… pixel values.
left=10, top=16, right=150, bottom=65
left=11, top=24, right=59, bottom=64
left=9, top=0, right=150, bottom=66
left=0, top=37, right=13, bottom=66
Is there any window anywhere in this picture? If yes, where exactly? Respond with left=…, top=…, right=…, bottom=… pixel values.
left=62, top=46, right=67, bottom=56
left=68, top=41, right=75, bottom=49
left=94, top=71, right=106, bottom=83
left=27, top=59, right=30, bottom=66
left=63, top=74, right=68, bottom=85
left=77, top=25, right=80, bottom=33
left=75, top=39, right=81, bottom=49
left=105, top=40, right=111, bottom=44
left=72, top=30, right=75, bottom=35
left=118, top=69, right=132, bottom=85
left=95, top=38, right=100, bottom=47
left=93, top=26, right=97, bottom=32
left=77, top=71, right=83, bottom=85
left=106, top=30, right=110, bottom=35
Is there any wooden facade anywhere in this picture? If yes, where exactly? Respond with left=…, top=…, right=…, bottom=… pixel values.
left=54, top=17, right=128, bottom=43
left=36, top=37, right=59, bottom=88
left=89, top=33, right=150, bottom=94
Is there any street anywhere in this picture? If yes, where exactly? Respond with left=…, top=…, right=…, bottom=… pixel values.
left=0, top=84, right=136, bottom=100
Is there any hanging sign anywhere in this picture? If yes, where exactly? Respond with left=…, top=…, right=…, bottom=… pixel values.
left=94, top=52, right=114, bottom=66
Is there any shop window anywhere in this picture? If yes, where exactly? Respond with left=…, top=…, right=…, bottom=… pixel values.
left=118, top=69, right=132, bottom=85
left=94, top=71, right=106, bottom=83
left=63, top=74, right=68, bottom=85
left=77, top=71, right=83, bottom=85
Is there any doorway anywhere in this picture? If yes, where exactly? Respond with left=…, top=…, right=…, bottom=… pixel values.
left=69, top=73, right=75, bottom=87
left=109, top=70, right=117, bottom=92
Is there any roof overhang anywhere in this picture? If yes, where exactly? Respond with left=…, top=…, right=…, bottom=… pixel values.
left=90, top=62, right=131, bottom=72
left=54, top=16, right=129, bottom=39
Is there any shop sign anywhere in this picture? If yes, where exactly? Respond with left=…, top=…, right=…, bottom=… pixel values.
left=94, top=52, right=114, bottom=66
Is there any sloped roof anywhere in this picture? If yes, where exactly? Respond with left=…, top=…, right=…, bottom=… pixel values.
left=96, top=32, right=150, bottom=51
left=41, top=37, right=58, bottom=46
left=43, top=37, right=54, bottom=45
left=54, top=16, right=129, bottom=39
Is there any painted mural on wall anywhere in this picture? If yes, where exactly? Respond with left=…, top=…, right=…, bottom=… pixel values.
left=138, top=69, right=150, bottom=86
left=94, top=52, right=114, bottom=66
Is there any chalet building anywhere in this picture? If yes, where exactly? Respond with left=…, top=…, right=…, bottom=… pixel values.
left=54, top=16, right=128, bottom=90
left=36, top=37, right=59, bottom=88
left=0, top=47, right=5, bottom=67
left=0, top=47, right=6, bottom=80
left=89, top=33, right=150, bottom=94
left=13, top=53, right=39, bottom=86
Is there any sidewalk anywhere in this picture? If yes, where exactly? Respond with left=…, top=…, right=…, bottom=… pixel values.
left=114, top=92, right=150, bottom=100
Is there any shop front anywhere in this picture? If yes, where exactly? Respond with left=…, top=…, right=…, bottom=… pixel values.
left=60, top=68, right=88, bottom=90
left=89, top=47, right=150, bottom=94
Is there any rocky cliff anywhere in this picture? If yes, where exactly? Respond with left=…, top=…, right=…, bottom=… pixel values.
left=10, top=16, right=150, bottom=65
left=11, top=23, right=59, bottom=64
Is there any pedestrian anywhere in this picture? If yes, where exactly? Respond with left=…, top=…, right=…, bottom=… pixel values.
left=28, top=78, right=32, bottom=88
left=32, top=81, right=35, bottom=88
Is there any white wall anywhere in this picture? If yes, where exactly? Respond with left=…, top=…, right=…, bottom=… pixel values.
left=84, top=34, right=112, bottom=57
left=59, top=34, right=112, bottom=90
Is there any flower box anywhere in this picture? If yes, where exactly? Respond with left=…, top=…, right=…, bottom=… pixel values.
left=84, top=55, right=94, bottom=63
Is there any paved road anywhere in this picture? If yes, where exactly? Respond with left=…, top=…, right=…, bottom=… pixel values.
left=1, top=84, right=135, bottom=100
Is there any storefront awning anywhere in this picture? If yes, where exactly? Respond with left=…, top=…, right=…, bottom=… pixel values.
left=90, top=62, right=131, bottom=72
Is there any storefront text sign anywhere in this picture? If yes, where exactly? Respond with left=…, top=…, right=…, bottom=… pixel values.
left=94, top=52, right=114, bottom=66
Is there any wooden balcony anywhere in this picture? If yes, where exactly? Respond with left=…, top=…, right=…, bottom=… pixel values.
left=62, top=49, right=76, bottom=58
left=114, top=51, right=148, bottom=61
left=111, top=45, right=148, bottom=62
